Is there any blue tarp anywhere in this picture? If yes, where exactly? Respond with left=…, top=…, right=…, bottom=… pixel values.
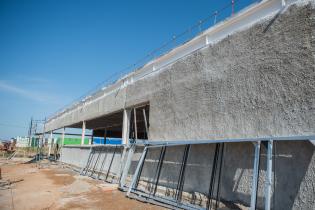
left=93, top=137, right=122, bottom=145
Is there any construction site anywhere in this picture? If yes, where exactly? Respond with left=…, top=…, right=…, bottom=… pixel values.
left=1, top=0, right=315, bottom=209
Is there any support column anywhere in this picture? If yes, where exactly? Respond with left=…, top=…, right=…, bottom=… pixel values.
left=119, top=109, right=132, bottom=188
left=122, top=109, right=131, bottom=145
left=61, top=127, right=65, bottom=146
left=48, top=131, right=53, bottom=157
left=59, top=127, right=65, bottom=163
left=81, top=121, right=86, bottom=145
left=265, top=140, right=273, bottom=210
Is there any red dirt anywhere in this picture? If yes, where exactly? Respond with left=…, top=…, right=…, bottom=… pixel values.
left=0, top=158, right=165, bottom=210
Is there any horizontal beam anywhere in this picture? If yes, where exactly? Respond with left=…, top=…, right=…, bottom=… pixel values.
left=136, top=135, right=315, bottom=147
left=35, top=132, right=92, bottom=137
left=63, top=144, right=126, bottom=149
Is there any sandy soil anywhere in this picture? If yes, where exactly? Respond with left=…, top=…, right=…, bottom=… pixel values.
left=0, top=158, right=165, bottom=210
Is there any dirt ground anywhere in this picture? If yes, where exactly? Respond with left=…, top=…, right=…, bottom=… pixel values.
left=0, top=158, right=165, bottom=210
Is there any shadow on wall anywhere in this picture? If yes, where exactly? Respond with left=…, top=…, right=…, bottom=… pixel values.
left=128, top=141, right=315, bottom=210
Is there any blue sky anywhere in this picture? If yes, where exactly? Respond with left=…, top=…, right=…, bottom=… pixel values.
left=0, top=0, right=255, bottom=139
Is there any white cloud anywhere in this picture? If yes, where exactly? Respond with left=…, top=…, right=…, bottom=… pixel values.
left=0, top=80, right=60, bottom=104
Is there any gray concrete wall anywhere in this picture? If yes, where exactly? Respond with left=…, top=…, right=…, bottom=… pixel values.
left=61, top=145, right=124, bottom=180
left=127, top=1, right=315, bottom=140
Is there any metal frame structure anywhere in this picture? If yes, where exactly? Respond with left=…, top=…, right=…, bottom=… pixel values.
left=79, top=144, right=124, bottom=183
left=124, top=135, right=315, bottom=210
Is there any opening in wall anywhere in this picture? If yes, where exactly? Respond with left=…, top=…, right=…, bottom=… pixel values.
left=130, top=104, right=150, bottom=141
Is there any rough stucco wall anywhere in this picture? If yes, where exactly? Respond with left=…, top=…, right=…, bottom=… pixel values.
left=125, top=2, right=315, bottom=140
left=46, top=1, right=315, bottom=138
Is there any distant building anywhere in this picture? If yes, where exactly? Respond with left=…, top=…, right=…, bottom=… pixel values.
left=15, top=136, right=30, bottom=147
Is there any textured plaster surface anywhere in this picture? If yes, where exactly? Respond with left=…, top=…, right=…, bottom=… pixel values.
left=56, top=2, right=315, bottom=209
left=46, top=2, right=315, bottom=142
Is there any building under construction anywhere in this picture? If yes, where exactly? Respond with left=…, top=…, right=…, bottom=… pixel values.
left=42, top=0, right=315, bottom=209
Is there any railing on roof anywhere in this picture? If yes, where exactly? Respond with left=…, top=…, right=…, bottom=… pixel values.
left=47, top=0, right=262, bottom=121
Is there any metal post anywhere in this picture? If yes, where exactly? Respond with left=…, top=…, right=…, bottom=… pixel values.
left=250, top=141, right=261, bottom=210
left=90, top=147, right=102, bottom=177
left=28, top=117, right=33, bottom=147
left=91, top=130, right=94, bottom=145
left=265, top=140, right=273, bottom=210
left=127, top=146, right=148, bottom=196
left=176, top=145, right=191, bottom=202
left=152, top=146, right=166, bottom=196
left=104, top=128, right=107, bottom=144
left=80, top=146, right=93, bottom=175
left=142, top=108, right=149, bottom=138
left=119, top=144, right=135, bottom=188
left=133, top=108, right=138, bottom=140
left=119, top=146, right=127, bottom=178
left=98, top=147, right=108, bottom=179
left=81, top=121, right=86, bottom=145
left=105, top=146, right=117, bottom=182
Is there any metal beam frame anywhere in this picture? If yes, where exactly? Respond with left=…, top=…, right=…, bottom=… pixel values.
left=125, top=136, right=314, bottom=210
left=139, top=135, right=315, bottom=147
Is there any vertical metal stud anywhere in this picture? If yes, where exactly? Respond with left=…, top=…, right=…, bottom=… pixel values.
left=265, top=140, right=273, bottom=210
left=119, top=144, right=136, bottom=188
left=127, top=147, right=148, bottom=196
left=152, top=146, right=166, bottom=196
left=250, top=141, right=261, bottom=210
left=105, top=145, right=118, bottom=182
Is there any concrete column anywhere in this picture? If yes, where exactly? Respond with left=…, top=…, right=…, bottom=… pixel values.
left=122, top=109, right=131, bottom=145
left=48, top=131, right=53, bottom=157
left=61, top=127, right=65, bottom=146
left=81, top=121, right=86, bottom=145
left=59, top=127, right=65, bottom=163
